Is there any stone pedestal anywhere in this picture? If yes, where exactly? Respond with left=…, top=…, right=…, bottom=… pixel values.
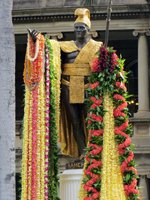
left=59, top=169, right=83, bottom=200
left=139, top=175, right=149, bottom=200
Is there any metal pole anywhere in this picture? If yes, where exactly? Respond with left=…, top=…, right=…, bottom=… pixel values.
left=104, top=0, right=113, bottom=47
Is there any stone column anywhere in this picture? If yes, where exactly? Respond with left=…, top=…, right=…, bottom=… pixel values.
left=133, top=30, right=150, bottom=118
left=139, top=175, right=149, bottom=200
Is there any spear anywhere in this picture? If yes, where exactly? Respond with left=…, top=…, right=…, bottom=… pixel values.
left=104, top=0, right=113, bottom=47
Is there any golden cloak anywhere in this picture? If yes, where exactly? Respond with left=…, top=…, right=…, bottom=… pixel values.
left=59, top=39, right=102, bottom=157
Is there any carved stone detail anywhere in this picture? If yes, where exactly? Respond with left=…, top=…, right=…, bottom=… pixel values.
left=133, top=29, right=150, bottom=36
left=45, top=32, right=63, bottom=39
left=90, top=31, right=98, bottom=38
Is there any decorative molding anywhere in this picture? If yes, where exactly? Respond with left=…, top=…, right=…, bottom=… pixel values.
left=130, top=117, right=150, bottom=123
left=13, top=18, right=150, bottom=34
left=134, top=145, right=150, bottom=154
left=12, top=11, right=150, bottom=24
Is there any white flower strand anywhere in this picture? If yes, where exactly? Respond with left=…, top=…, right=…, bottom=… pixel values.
left=27, top=33, right=39, bottom=62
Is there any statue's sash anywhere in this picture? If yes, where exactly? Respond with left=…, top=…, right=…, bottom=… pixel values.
left=62, top=39, right=102, bottom=103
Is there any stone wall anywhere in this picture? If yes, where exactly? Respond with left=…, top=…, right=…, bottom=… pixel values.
left=13, top=0, right=148, bottom=10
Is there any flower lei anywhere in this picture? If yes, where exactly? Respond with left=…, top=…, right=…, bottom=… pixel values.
left=21, top=33, right=46, bottom=200
left=24, top=34, right=45, bottom=89
left=21, top=35, right=60, bottom=200
left=27, top=34, right=39, bottom=62
left=45, top=38, right=59, bottom=200
left=44, top=44, right=50, bottom=200
left=79, top=46, right=141, bottom=200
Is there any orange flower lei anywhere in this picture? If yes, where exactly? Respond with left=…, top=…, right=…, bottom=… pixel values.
left=24, top=34, right=45, bottom=89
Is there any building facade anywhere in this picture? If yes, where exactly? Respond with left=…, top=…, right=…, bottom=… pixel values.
left=13, top=0, right=150, bottom=199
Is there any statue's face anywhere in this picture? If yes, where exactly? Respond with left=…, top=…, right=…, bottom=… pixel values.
left=74, top=22, right=90, bottom=40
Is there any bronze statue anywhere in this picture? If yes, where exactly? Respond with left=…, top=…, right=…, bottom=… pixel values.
left=28, top=8, right=102, bottom=158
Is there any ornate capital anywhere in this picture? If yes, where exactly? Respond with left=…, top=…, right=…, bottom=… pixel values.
left=90, top=31, right=98, bottom=38
left=45, top=32, right=63, bottom=40
left=133, top=29, right=150, bottom=37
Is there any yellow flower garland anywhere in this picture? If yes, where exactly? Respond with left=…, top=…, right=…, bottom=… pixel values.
left=35, top=76, right=46, bottom=200
left=40, top=76, right=46, bottom=200
left=28, top=92, right=33, bottom=200
left=22, top=35, right=60, bottom=200
left=100, top=93, right=126, bottom=200
left=78, top=159, right=88, bottom=199
left=50, top=40, right=61, bottom=134
left=21, top=86, right=31, bottom=200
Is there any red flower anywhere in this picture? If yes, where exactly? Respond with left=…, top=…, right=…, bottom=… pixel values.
left=84, top=197, right=91, bottom=200
left=124, top=184, right=140, bottom=196
left=99, top=47, right=108, bottom=70
left=90, top=96, right=102, bottom=104
left=111, top=52, right=118, bottom=63
left=92, top=129, right=103, bottom=136
left=90, top=97, right=103, bottom=109
left=118, top=121, right=129, bottom=131
left=89, top=82, right=100, bottom=89
left=113, top=94, right=125, bottom=101
left=90, top=148, right=103, bottom=155
left=110, top=52, right=118, bottom=73
left=114, top=109, right=125, bottom=117
left=86, top=178, right=97, bottom=186
left=83, top=185, right=97, bottom=193
left=119, top=137, right=131, bottom=150
left=90, top=114, right=103, bottom=122
left=88, top=120, right=92, bottom=125
left=90, top=96, right=97, bottom=102
left=131, top=179, right=137, bottom=188
left=92, top=192, right=100, bottom=199
left=92, top=58, right=101, bottom=72
left=95, top=99, right=102, bottom=105
left=94, top=130, right=103, bottom=136
left=125, top=167, right=137, bottom=175
left=116, top=81, right=127, bottom=91
left=118, top=148, right=125, bottom=155
left=91, top=104, right=97, bottom=109
left=121, top=162, right=127, bottom=172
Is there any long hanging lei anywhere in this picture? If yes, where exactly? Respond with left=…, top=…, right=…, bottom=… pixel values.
left=22, top=33, right=46, bottom=200
left=79, top=46, right=141, bottom=200
left=21, top=34, right=60, bottom=200
left=45, top=38, right=60, bottom=200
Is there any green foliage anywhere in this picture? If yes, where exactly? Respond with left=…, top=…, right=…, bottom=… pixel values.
left=45, top=38, right=59, bottom=200
left=93, top=181, right=101, bottom=190
left=115, top=134, right=126, bottom=144
left=91, top=136, right=103, bottom=145
left=125, top=125, right=134, bottom=137
left=128, top=160, right=136, bottom=167
left=119, top=152, right=129, bottom=163
left=128, top=193, right=140, bottom=200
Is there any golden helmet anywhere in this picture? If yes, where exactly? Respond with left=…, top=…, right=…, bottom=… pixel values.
left=74, top=8, right=91, bottom=29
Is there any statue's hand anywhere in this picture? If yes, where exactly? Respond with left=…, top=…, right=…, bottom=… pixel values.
left=27, top=28, right=39, bottom=43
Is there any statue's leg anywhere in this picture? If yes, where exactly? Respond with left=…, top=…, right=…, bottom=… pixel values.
left=61, top=85, right=86, bottom=155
